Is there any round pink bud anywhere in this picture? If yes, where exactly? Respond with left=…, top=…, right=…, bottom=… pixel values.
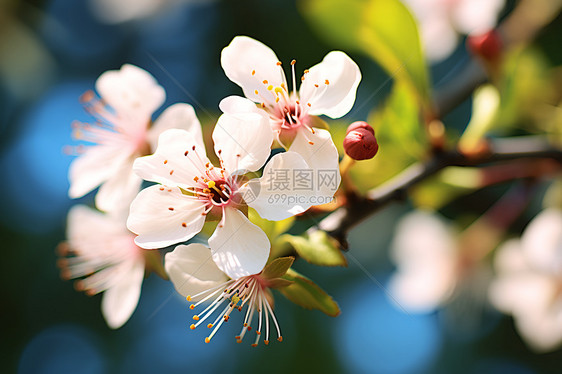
left=467, top=30, right=502, bottom=62
left=346, top=121, right=374, bottom=135
left=344, top=128, right=379, bottom=161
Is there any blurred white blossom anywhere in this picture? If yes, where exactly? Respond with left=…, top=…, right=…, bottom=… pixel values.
left=402, top=0, right=505, bottom=61
left=489, top=208, right=562, bottom=352
left=389, top=211, right=458, bottom=312
left=58, top=205, right=146, bottom=329
left=68, top=64, right=197, bottom=213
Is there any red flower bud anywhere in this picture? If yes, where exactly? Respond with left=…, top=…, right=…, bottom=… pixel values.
left=346, top=121, right=374, bottom=135
left=343, top=126, right=379, bottom=161
left=467, top=30, right=502, bottom=62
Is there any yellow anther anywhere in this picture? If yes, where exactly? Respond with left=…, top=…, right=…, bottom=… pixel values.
left=291, top=59, right=296, bottom=65
left=190, top=304, right=195, bottom=310
left=207, top=180, right=216, bottom=189
left=186, top=296, right=192, bottom=301
left=274, top=86, right=283, bottom=94
left=231, top=295, right=240, bottom=305
left=267, top=85, right=273, bottom=91
left=207, top=323, right=213, bottom=328
left=193, top=315, right=199, bottom=321
left=205, top=337, right=211, bottom=343
left=254, top=89, right=259, bottom=95
left=190, top=324, right=196, bottom=330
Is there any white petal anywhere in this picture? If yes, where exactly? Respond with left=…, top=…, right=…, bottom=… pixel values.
left=165, top=244, right=229, bottom=300
left=147, top=103, right=205, bottom=152
left=389, top=267, right=455, bottom=313
left=493, top=239, right=527, bottom=274
left=208, top=207, right=269, bottom=279
left=221, top=36, right=284, bottom=106
left=68, top=144, right=132, bottom=199
left=133, top=129, right=211, bottom=188
left=212, top=112, right=273, bottom=173
left=288, top=128, right=341, bottom=198
left=391, top=211, right=457, bottom=265
left=452, top=0, right=504, bottom=34
left=95, top=158, right=143, bottom=213
left=299, top=51, right=361, bottom=118
left=127, top=185, right=206, bottom=249
left=95, top=64, right=165, bottom=120
left=67, top=205, right=127, bottom=252
left=245, top=151, right=317, bottom=221
left=219, top=96, right=263, bottom=116
left=420, top=16, right=459, bottom=62
left=101, top=258, right=145, bottom=329
left=521, top=209, right=562, bottom=273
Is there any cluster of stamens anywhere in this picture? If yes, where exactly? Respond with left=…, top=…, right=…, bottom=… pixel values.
left=65, top=90, right=149, bottom=156
left=187, top=275, right=283, bottom=346
left=172, top=145, right=243, bottom=216
left=56, top=239, right=140, bottom=296
left=250, top=59, right=330, bottom=147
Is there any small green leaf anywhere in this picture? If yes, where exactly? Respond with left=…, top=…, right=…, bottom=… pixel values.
left=280, top=269, right=340, bottom=316
left=266, top=278, right=294, bottom=289
left=279, top=230, right=347, bottom=267
left=262, top=257, right=295, bottom=279
left=248, top=208, right=295, bottom=242
left=143, top=250, right=169, bottom=280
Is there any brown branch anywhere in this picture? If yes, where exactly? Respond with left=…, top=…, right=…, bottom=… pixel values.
left=317, top=137, right=562, bottom=249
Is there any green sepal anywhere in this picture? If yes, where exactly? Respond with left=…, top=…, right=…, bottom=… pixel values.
left=280, top=269, right=340, bottom=317
left=262, top=256, right=295, bottom=279
left=143, top=250, right=169, bottom=280
left=266, top=278, right=294, bottom=289
left=278, top=230, right=347, bottom=267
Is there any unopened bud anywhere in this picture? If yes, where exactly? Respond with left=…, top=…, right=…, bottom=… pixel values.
left=346, top=121, right=374, bottom=135
left=467, top=29, right=502, bottom=62
left=343, top=123, right=378, bottom=161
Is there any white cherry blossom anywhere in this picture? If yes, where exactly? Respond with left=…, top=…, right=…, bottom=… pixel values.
left=128, top=109, right=315, bottom=278
left=68, top=64, right=201, bottom=213
left=402, top=0, right=505, bottom=61
left=57, top=205, right=146, bottom=329
left=220, top=36, right=361, bottom=198
left=165, top=243, right=284, bottom=345
left=389, top=211, right=458, bottom=312
left=489, top=208, right=562, bottom=352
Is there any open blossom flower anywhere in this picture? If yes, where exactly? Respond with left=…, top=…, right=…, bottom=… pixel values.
left=165, top=244, right=289, bottom=345
left=57, top=205, right=146, bottom=329
left=402, top=0, right=505, bottom=61
left=68, top=64, right=201, bottom=213
left=388, top=211, right=458, bottom=312
left=220, top=36, right=361, bottom=196
left=127, top=107, right=317, bottom=277
left=489, top=209, right=562, bottom=352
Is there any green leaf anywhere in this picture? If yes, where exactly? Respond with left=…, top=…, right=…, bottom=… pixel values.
left=143, top=250, right=169, bottom=280
left=266, top=278, right=294, bottom=289
left=350, top=82, right=427, bottom=190
left=262, top=257, right=295, bottom=279
left=280, top=269, right=340, bottom=316
left=278, top=230, right=347, bottom=267
left=248, top=208, right=295, bottom=242
left=300, top=0, right=430, bottom=104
